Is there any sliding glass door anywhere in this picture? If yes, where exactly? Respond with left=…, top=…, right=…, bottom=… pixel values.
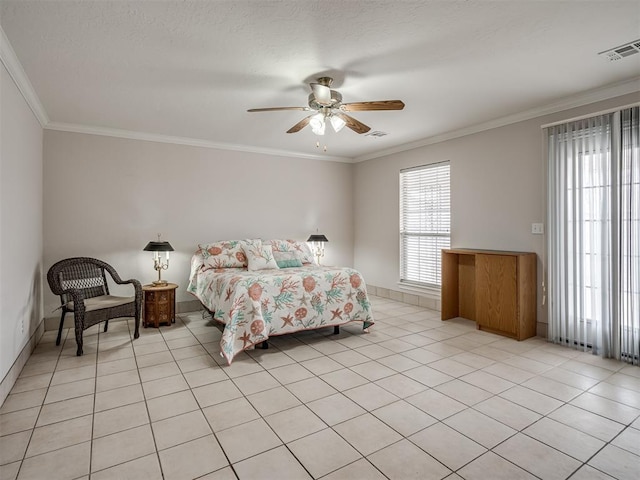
left=547, top=107, right=639, bottom=365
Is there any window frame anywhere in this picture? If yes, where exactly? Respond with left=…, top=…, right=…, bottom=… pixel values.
left=399, top=161, right=451, bottom=291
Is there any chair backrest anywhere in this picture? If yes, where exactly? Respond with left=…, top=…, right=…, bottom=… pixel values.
left=48, top=258, right=110, bottom=305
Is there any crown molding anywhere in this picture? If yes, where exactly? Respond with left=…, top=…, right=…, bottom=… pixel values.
left=0, top=25, right=49, bottom=127
left=354, top=76, right=640, bottom=163
left=4, top=13, right=637, bottom=165
left=45, top=122, right=353, bottom=163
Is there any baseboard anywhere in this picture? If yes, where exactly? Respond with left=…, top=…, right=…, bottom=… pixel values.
left=368, top=284, right=442, bottom=311
left=536, top=321, right=548, bottom=338
left=177, top=299, right=203, bottom=314
left=0, top=318, right=45, bottom=407
left=43, top=299, right=205, bottom=331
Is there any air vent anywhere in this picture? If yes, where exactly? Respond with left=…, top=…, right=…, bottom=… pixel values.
left=599, top=39, right=640, bottom=62
left=365, top=131, right=388, bottom=138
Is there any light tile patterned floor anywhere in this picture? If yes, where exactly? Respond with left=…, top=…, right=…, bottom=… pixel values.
left=1, top=296, right=639, bottom=480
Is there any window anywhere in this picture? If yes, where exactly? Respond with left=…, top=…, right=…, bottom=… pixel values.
left=399, top=162, right=451, bottom=289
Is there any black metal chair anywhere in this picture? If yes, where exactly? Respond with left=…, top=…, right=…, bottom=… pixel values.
left=47, top=257, right=142, bottom=355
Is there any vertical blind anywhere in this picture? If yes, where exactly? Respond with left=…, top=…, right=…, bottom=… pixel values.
left=620, top=107, right=639, bottom=364
left=547, top=106, right=639, bottom=365
left=400, top=162, right=451, bottom=288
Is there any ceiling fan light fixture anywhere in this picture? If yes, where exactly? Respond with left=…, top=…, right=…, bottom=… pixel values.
left=310, top=113, right=326, bottom=135
left=247, top=76, right=403, bottom=137
left=330, top=114, right=346, bottom=133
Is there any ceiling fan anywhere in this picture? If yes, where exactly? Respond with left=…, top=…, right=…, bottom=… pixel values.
left=247, top=77, right=405, bottom=136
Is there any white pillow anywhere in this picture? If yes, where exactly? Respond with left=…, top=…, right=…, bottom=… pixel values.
left=243, top=240, right=279, bottom=271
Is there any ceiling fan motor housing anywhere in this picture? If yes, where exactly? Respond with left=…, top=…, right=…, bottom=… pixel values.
left=308, top=91, right=342, bottom=111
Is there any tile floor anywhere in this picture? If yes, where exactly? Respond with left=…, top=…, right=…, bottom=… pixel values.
left=1, top=296, right=639, bottom=480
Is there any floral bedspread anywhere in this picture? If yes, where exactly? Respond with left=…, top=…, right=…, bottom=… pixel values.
left=188, top=258, right=375, bottom=364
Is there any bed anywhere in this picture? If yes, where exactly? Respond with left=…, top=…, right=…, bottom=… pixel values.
left=187, top=239, right=375, bottom=364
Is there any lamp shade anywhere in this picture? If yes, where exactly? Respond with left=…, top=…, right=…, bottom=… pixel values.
left=143, top=241, right=174, bottom=252
left=307, top=234, right=328, bottom=243
left=309, top=113, right=326, bottom=135
left=330, top=114, right=346, bottom=133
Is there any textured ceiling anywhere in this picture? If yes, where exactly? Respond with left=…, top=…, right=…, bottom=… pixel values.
left=1, top=0, right=639, bottom=161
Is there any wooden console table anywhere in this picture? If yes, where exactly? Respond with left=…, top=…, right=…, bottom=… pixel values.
left=441, top=249, right=537, bottom=340
left=142, top=283, right=178, bottom=328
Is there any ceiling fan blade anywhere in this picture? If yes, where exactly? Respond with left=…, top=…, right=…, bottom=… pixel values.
left=334, top=112, right=371, bottom=134
left=286, top=115, right=313, bottom=133
left=311, top=83, right=332, bottom=106
left=247, top=106, right=310, bottom=112
left=340, top=100, right=405, bottom=112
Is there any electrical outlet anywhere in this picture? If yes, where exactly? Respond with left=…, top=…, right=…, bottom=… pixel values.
left=531, top=223, right=544, bottom=235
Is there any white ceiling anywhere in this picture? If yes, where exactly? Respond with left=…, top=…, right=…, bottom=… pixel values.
left=1, top=0, right=639, bottom=162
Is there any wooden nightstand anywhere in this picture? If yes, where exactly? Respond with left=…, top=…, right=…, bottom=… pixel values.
left=142, top=283, right=178, bottom=328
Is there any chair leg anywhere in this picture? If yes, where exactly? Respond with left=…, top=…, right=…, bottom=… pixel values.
left=75, top=330, right=83, bottom=356
left=133, top=302, right=141, bottom=339
left=56, top=311, right=66, bottom=346
left=75, top=315, right=84, bottom=356
left=103, top=320, right=109, bottom=333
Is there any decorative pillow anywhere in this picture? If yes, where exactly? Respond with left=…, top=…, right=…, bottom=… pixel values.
left=273, top=250, right=299, bottom=265
left=198, top=240, right=248, bottom=268
left=242, top=239, right=279, bottom=271
left=276, top=257, right=303, bottom=269
left=267, top=239, right=316, bottom=265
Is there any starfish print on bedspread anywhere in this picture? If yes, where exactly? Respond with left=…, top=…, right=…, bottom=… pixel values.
left=281, top=314, right=294, bottom=327
left=239, top=331, right=252, bottom=348
left=331, top=308, right=343, bottom=321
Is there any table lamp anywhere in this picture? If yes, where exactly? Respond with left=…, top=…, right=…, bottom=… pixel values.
left=143, top=234, right=174, bottom=285
left=307, top=233, right=328, bottom=265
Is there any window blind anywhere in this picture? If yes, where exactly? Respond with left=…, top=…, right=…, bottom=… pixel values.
left=400, top=162, right=451, bottom=288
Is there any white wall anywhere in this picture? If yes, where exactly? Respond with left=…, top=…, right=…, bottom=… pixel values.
left=354, top=92, right=640, bottom=334
left=0, top=62, right=43, bottom=383
left=42, top=131, right=354, bottom=314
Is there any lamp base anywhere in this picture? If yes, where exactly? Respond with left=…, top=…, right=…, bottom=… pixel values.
left=152, top=280, right=168, bottom=286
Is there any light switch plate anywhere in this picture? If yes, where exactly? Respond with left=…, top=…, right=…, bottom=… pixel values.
left=531, top=223, right=544, bottom=235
